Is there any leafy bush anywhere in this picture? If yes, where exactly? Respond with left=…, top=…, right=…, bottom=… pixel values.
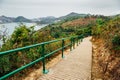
left=112, top=35, right=120, bottom=45
left=112, top=35, right=120, bottom=50
left=93, top=16, right=120, bottom=52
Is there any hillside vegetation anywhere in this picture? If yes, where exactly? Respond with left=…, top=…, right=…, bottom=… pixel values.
left=0, top=16, right=96, bottom=79
left=92, top=16, right=120, bottom=80
left=1, top=14, right=120, bottom=79
left=92, top=16, right=120, bottom=53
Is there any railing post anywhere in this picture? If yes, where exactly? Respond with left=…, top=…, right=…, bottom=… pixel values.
left=70, top=38, right=72, bottom=51
left=62, top=39, right=65, bottom=58
left=81, top=38, right=83, bottom=42
left=73, top=38, right=75, bottom=49
left=81, top=34, right=84, bottom=42
left=41, top=44, right=49, bottom=74
left=78, top=36, right=80, bottom=44
left=77, top=37, right=79, bottom=46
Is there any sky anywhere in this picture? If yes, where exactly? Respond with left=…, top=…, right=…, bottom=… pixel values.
left=0, top=0, right=120, bottom=19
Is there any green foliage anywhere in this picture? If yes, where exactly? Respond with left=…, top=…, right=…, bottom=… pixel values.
left=112, top=35, right=120, bottom=50
left=76, top=26, right=92, bottom=37
left=93, top=16, right=120, bottom=52
left=76, top=29, right=83, bottom=35
left=92, top=18, right=105, bottom=36
left=112, top=35, right=120, bottom=45
left=96, top=18, right=105, bottom=25
left=11, top=24, right=30, bottom=44
left=0, top=55, right=11, bottom=76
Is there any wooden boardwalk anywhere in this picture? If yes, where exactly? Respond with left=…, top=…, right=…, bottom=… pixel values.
left=38, top=37, right=92, bottom=80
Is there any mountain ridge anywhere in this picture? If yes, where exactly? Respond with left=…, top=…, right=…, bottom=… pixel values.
left=1, top=12, right=118, bottom=24
left=0, top=12, right=89, bottom=24
left=58, top=12, right=90, bottom=20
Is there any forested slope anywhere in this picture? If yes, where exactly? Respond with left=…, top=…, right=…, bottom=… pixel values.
left=92, top=16, right=120, bottom=80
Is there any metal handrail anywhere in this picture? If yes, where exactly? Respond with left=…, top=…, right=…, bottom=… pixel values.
left=0, top=35, right=83, bottom=80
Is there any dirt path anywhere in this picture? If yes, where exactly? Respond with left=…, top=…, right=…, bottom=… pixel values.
left=37, top=37, right=92, bottom=80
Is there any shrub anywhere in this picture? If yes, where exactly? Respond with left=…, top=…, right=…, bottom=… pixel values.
left=112, top=35, right=120, bottom=50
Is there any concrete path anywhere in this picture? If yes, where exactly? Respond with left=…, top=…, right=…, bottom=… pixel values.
left=38, top=37, right=92, bottom=80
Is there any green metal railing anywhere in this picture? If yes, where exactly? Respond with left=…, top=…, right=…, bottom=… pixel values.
left=0, top=35, right=83, bottom=80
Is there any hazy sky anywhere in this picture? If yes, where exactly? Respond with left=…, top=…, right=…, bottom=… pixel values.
left=0, top=0, right=120, bottom=18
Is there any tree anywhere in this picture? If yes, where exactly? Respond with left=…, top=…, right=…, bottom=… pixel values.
left=0, top=25, right=8, bottom=46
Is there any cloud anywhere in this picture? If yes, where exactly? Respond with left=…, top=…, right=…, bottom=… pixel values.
left=0, top=0, right=120, bottom=18
left=0, top=0, right=4, bottom=4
